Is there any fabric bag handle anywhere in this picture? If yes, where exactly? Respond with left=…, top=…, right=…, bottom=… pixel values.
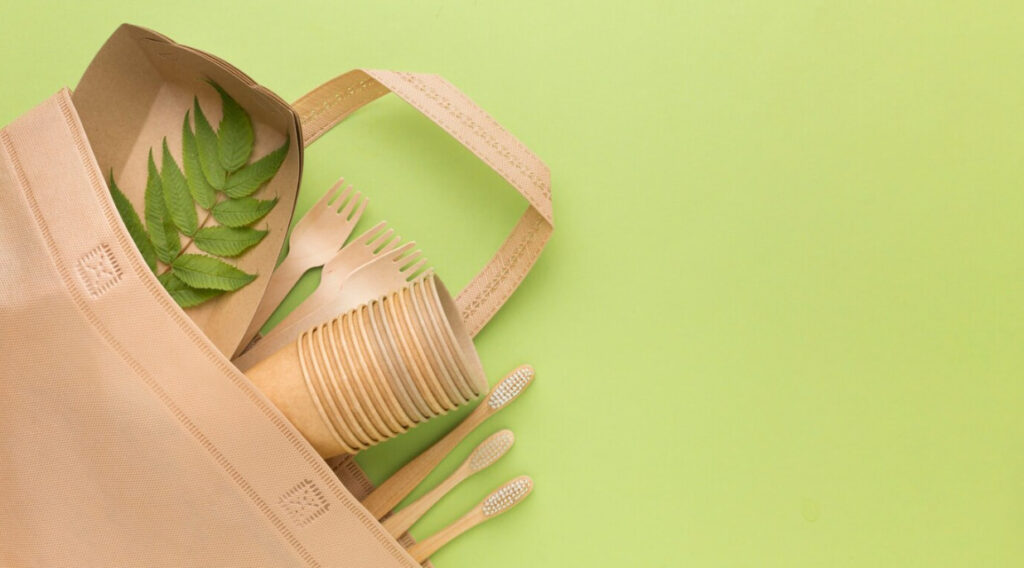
left=292, top=70, right=553, bottom=336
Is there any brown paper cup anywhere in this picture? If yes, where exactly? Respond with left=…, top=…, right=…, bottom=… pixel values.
left=244, top=274, right=486, bottom=458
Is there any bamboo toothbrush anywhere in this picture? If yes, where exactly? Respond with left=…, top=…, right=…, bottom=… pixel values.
left=383, top=429, right=515, bottom=537
left=361, top=365, right=535, bottom=518
left=405, top=476, right=534, bottom=563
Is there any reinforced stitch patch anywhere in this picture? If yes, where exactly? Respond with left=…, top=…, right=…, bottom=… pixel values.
left=76, top=244, right=122, bottom=298
left=279, top=479, right=330, bottom=527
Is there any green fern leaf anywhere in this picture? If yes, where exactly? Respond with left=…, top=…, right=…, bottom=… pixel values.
left=223, top=137, right=289, bottom=198
left=161, top=139, right=199, bottom=236
left=171, top=254, right=256, bottom=291
left=158, top=271, right=224, bottom=308
left=211, top=196, right=278, bottom=227
left=182, top=111, right=217, bottom=209
left=193, top=97, right=226, bottom=189
left=112, top=86, right=276, bottom=308
left=210, top=82, right=254, bottom=173
left=108, top=172, right=157, bottom=272
left=144, top=151, right=181, bottom=263
left=193, top=226, right=267, bottom=257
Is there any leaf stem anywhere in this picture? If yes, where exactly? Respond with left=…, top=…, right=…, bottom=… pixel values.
left=157, top=198, right=220, bottom=276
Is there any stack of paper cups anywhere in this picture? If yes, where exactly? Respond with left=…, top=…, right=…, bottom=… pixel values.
left=245, top=274, right=487, bottom=458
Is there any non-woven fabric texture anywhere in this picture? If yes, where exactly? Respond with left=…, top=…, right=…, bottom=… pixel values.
left=0, top=90, right=419, bottom=568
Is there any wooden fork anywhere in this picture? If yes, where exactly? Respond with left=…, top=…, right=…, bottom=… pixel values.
left=233, top=245, right=429, bottom=371
left=271, top=221, right=400, bottom=332
left=236, top=179, right=367, bottom=355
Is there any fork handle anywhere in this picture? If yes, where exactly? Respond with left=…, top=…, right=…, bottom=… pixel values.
left=232, top=280, right=355, bottom=371
left=270, top=271, right=338, bottom=333
left=238, top=253, right=308, bottom=354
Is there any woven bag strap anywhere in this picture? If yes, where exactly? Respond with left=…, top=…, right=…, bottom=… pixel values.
left=292, top=70, right=552, bottom=336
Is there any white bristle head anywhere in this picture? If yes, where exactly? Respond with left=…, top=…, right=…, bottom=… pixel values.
left=467, top=430, right=515, bottom=472
left=487, top=366, right=535, bottom=410
left=481, top=476, right=533, bottom=517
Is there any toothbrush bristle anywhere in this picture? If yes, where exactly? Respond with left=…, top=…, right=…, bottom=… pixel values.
left=487, top=366, right=535, bottom=409
left=481, top=476, right=533, bottom=517
left=468, top=430, right=515, bottom=472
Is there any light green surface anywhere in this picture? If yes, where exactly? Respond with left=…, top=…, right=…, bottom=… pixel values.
left=3, top=2, right=1022, bottom=566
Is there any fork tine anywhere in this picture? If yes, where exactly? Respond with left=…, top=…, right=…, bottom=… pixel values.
left=380, top=235, right=403, bottom=253
left=396, top=250, right=423, bottom=268
left=321, top=179, right=345, bottom=207
left=380, top=230, right=408, bottom=251
left=328, top=180, right=354, bottom=208
left=367, top=227, right=396, bottom=250
left=338, top=190, right=362, bottom=217
left=301, top=181, right=343, bottom=225
left=385, top=242, right=417, bottom=260
left=402, top=258, right=429, bottom=277
left=369, top=232, right=401, bottom=254
left=347, top=194, right=368, bottom=221
left=356, top=222, right=390, bottom=247
left=403, top=261, right=428, bottom=282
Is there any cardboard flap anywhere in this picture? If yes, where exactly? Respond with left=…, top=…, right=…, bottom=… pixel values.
left=72, top=24, right=302, bottom=356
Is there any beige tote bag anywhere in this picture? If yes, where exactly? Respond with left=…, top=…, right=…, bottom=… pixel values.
left=0, top=24, right=551, bottom=567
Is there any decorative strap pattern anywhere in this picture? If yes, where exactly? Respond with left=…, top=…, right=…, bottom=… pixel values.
left=292, top=70, right=553, bottom=336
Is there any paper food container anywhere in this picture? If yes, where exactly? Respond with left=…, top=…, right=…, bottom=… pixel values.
left=72, top=24, right=302, bottom=356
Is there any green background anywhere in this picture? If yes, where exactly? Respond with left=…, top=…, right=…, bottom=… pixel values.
left=2, top=1, right=1021, bottom=565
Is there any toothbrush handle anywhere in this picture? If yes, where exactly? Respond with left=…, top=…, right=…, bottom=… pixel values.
left=383, top=469, right=463, bottom=537
left=406, top=509, right=482, bottom=563
left=362, top=405, right=489, bottom=518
